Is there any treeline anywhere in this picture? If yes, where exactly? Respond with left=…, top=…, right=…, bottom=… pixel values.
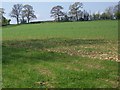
left=50, top=2, right=120, bottom=22
left=1, top=2, right=120, bottom=26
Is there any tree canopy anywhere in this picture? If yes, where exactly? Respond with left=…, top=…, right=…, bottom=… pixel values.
left=10, top=4, right=23, bottom=24
left=51, top=5, right=64, bottom=21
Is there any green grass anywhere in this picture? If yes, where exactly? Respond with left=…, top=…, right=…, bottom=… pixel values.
left=3, top=20, right=118, bottom=40
left=2, top=20, right=119, bottom=88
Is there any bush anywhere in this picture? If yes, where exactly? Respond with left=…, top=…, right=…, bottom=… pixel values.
left=1, top=16, right=11, bottom=26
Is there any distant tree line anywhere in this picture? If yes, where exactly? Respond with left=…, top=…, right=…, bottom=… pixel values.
left=51, top=2, right=120, bottom=22
left=1, top=1, right=120, bottom=26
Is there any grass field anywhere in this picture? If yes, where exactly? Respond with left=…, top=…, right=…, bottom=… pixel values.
left=2, top=20, right=119, bottom=88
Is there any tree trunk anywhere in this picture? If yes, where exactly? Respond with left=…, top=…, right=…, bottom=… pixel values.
left=27, top=17, right=29, bottom=23
left=28, top=19, right=29, bottom=23
left=76, top=12, right=78, bottom=21
left=58, top=15, right=60, bottom=22
left=17, top=17, right=19, bottom=24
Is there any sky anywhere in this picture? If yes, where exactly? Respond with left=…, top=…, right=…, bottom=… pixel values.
left=1, top=1, right=119, bottom=24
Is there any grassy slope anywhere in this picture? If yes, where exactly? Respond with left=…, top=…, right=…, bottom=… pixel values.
left=3, top=20, right=118, bottom=40
left=2, top=20, right=118, bottom=88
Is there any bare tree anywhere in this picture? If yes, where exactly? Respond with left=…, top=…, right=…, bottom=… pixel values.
left=10, top=4, right=23, bottom=24
left=51, top=5, right=64, bottom=21
left=20, top=10, right=26, bottom=24
left=23, top=4, right=37, bottom=23
left=69, top=2, right=83, bottom=21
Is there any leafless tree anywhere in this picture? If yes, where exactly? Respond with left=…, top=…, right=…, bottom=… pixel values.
left=23, top=4, right=37, bottom=23
left=10, top=4, right=23, bottom=24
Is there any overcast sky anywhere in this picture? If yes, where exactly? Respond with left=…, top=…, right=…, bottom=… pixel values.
left=2, top=2, right=119, bottom=24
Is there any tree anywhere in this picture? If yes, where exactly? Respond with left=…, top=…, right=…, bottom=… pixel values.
left=60, top=12, right=69, bottom=22
left=100, top=12, right=109, bottom=20
left=2, top=15, right=11, bottom=26
left=51, top=5, right=64, bottom=22
left=20, top=10, right=27, bottom=24
left=0, top=8, right=4, bottom=25
left=83, top=10, right=89, bottom=21
left=10, top=4, right=23, bottom=24
left=92, top=12, right=100, bottom=20
left=69, top=2, right=83, bottom=21
left=23, top=4, right=37, bottom=23
left=114, top=1, right=120, bottom=19
left=0, top=8, right=11, bottom=26
left=105, top=6, right=114, bottom=19
left=0, top=8, right=5, bottom=15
